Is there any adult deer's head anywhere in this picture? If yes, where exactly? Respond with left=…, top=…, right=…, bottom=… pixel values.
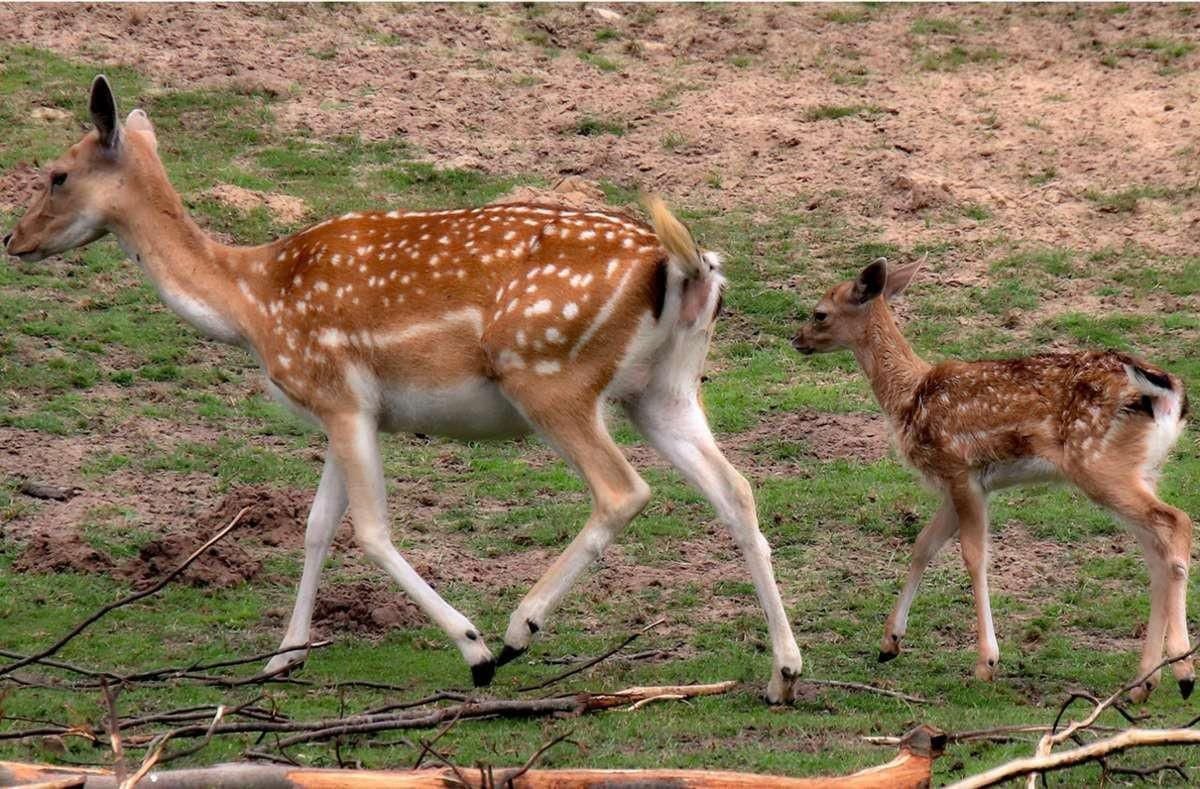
left=5, top=75, right=160, bottom=261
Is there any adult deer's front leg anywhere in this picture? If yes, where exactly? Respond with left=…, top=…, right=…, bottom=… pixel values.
left=629, top=395, right=804, bottom=704
left=325, top=412, right=496, bottom=686
left=497, top=402, right=650, bottom=666
left=880, top=499, right=958, bottom=663
left=951, top=482, right=999, bottom=680
left=266, top=453, right=348, bottom=675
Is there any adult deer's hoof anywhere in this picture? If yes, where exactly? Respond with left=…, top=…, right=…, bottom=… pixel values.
left=470, top=658, right=496, bottom=688
left=495, top=644, right=526, bottom=668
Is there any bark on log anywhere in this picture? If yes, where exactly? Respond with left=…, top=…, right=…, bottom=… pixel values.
left=0, top=724, right=943, bottom=788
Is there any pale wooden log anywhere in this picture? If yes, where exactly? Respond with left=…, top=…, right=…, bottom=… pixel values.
left=0, top=724, right=943, bottom=788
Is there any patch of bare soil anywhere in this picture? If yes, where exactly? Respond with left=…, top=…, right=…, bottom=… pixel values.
left=0, top=162, right=40, bottom=212
left=204, top=184, right=309, bottom=225
left=4, top=4, right=1196, bottom=263
left=489, top=175, right=615, bottom=212
left=730, top=410, right=892, bottom=465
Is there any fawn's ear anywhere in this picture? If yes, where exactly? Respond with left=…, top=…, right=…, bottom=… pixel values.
left=884, top=256, right=925, bottom=300
left=89, top=75, right=120, bottom=151
left=852, top=258, right=888, bottom=304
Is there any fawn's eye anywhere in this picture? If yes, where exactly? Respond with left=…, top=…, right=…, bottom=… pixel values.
left=50, top=172, right=68, bottom=188
left=813, top=310, right=828, bottom=322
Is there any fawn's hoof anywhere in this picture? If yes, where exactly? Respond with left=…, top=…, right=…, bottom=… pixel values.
left=878, top=650, right=899, bottom=664
left=470, top=658, right=496, bottom=688
left=1180, top=678, right=1194, bottom=700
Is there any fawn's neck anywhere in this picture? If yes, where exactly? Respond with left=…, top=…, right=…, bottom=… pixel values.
left=851, top=299, right=930, bottom=421
left=109, top=170, right=271, bottom=349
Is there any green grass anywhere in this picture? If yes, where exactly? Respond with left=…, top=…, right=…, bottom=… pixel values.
left=2, top=43, right=1200, bottom=786
left=570, top=114, right=627, bottom=137
left=577, top=50, right=621, bottom=73
left=920, top=45, right=1004, bottom=72
left=910, top=17, right=961, bottom=36
left=801, top=104, right=883, bottom=122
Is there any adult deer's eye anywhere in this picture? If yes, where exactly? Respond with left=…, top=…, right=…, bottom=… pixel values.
left=50, top=172, right=68, bottom=188
left=813, top=310, right=828, bottom=322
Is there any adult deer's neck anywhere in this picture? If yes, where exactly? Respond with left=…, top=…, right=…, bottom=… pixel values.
left=109, top=167, right=265, bottom=348
left=851, top=299, right=931, bottom=421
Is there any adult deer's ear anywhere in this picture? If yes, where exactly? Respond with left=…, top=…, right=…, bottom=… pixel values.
left=884, top=255, right=926, bottom=300
left=852, top=257, right=888, bottom=304
left=89, top=75, right=120, bottom=151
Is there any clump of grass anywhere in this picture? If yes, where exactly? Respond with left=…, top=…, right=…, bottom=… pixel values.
left=802, top=104, right=883, bottom=122
left=961, top=203, right=991, bottom=222
left=822, top=8, right=871, bottom=24
left=1129, top=38, right=1195, bottom=62
left=578, top=50, right=621, bottom=73
left=910, top=17, right=961, bottom=36
left=571, top=114, right=626, bottom=137
left=594, top=28, right=620, bottom=42
left=662, top=131, right=687, bottom=152
left=1083, top=186, right=1168, bottom=214
left=1028, top=166, right=1058, bottom=186
left=729, top=54, right=753, bottom=69
left=921, top=45, right=1003, bottom=71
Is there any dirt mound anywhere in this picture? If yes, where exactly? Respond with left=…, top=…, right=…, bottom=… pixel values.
left=311, top=579, right=427, bottom=638
left=198, top=485, right=311, bottom=547
left=12, top=532, right=115, bottom=575
left=489, top=176, right=619, bottom=213
left=205, top=184, right=309, bottom=225
left=116, top=486, right=310, bottom=588
left=119, top=533, right=261, bottom=589
left=0, top=162, right=40, bottom=212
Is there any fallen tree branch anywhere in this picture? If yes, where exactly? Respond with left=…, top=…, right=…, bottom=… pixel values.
left=518, top=618, right=666, bottom=692
left=0, top=508, right=249, bottom=678
left=0, top=723, right=943, bottom=787
left=947, top=727, right=1200, bottom=789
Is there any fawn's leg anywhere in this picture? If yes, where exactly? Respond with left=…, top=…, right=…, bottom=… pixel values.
left=324, top=412, right=495, bottom=686
left=880, top=499, right=959, bottom=662
left=497, top=399, right=651, bottom=665
left=950, top=482, right=999, bottom=680
left=266, top=452, right=348, bottom=675
left=1090, top=483, right=1193, bottom=701
left=628, top=394, right=804, bottom=704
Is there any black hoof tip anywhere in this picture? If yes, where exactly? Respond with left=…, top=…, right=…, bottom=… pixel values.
left=1181, top=678, right=1194, bottom=700
left=495, top=644, right=526, bottom=668
left=878, top=650, right=898, bottom=664
left=470, top=659, right=496, bottom=688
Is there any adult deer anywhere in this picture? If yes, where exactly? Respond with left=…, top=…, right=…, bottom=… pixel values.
left=4, top=76, right=805, bottom=701
left=793, top=258, right=1193, bottom=702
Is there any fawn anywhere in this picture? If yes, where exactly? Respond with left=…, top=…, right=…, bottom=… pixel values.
left=792, top=257, right=1192, bottom=701
left=3, top=76, right=806, bottom=701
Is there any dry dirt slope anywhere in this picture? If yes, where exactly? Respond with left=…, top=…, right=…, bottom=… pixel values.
left=2, top=2, right=1197, bottom=259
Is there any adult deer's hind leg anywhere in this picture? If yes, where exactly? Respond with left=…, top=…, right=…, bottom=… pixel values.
left=880, top=499, right=959, bottom=663
left=627, top=392, right=804, bottom=704
left=266, top=453, right=348, bottom=675
left=496, top=396, right=651, bottom=665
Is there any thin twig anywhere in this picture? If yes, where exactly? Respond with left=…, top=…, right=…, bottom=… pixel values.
left=502, top=731, right=578, bottom=787
left=100, top=680, right=127, bottom=786
left=412, top=705, right=465, bottom=769
left=0, top=508, right=248, bottom=678
left=797, top=678, right=929, bottom=705
left=518, top=618, right=665, bottom=692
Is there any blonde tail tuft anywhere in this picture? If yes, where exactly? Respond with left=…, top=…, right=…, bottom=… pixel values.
left=643, top=194, right=704, bottom=279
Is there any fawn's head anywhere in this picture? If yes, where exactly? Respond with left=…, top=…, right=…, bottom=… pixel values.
left=5, top=75, right=161, bottom=262
left=792, top=257, right=923, bottom=355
